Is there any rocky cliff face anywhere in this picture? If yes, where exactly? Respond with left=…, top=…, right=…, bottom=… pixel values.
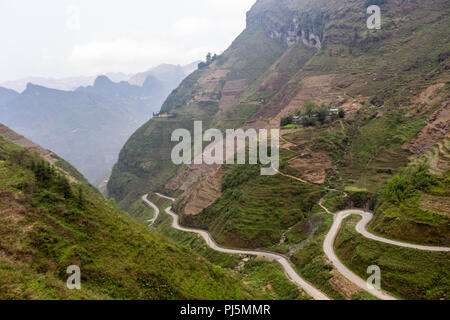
left=247, top=6, right=323, bottom=49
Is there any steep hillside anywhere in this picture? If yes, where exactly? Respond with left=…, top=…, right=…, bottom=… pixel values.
left=109, top=0, right=449, bottom=234
left=0, top=87, right=19, bottom=106
left=0, top=129, right=269, bottom=300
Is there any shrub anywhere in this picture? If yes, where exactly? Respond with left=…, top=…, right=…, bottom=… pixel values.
left=384, top=164, right=435, bottom=204
left=280, top=115, right=294, bottom=127
left=365, top=0, right=386, bottom=6
left=317, top=105, right=329, bottom=124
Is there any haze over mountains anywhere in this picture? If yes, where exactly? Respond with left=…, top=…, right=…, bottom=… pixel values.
left=0, top=124, right=274, bottom=300
left=0, top=0, right=448, bottom=302
left=0, top=62, right=199, bottom=93
left=0, top=62, right=199, bottom=184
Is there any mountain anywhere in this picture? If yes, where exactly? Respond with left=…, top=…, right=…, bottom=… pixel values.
left=0, top=76, right=95, bottom=93
left=104, top=72, right=133, bottom=83
left=0, top=124, right=271, bottom=299
left=0, top=74, right=132, bottom=93
left=128, top=62, right=199, bottom=87
left=108, top=0, right=450, bottom=300
left=0, top=61, right=200, bottom=183
left=0, top=62, right=198, bottom=93
left=76, top=74, right=167, bottom=100
left=0, top=75, right=170, bottom=183
left=0, top=87, right=19, bottom=106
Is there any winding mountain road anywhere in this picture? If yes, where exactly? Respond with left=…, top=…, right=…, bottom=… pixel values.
left=322, top=208, right=450, bottom=300
left=142, top=194, right=160, bottom=227
left=143, top=193, right=330, bottom=301
left=143, top=193, right=450, bottom=300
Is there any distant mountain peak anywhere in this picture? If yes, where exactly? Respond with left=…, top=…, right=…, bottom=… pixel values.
left=24, top=82, right=47, bottom=93
left=25, top=82, right=36, bottom=90
left=94, top=75, right=114, bottom=88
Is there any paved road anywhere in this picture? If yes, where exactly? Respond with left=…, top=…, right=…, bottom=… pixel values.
left=147, top=193, right=330, bottom=301
left=145, top=193, right=450, bottom=300
left=323, top=209, right=450, bottom=300
left=142, top=195, right=160, bottom=227
left=353, top=211, right=450, bottom=252
left=323, top=210, right=397, bottom=300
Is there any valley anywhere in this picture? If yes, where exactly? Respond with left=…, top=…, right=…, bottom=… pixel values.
left=0, top=0, right=449, bottom=302
left=0, top=63, right=197, bottom=184
left=108, top=0, right=449, bottom=300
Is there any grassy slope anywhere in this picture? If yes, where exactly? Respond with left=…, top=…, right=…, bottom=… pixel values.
left=335, top=216, right=449, bottom=300
left=0, top=136, right=264, bottom=300
left=106, top=0, right=450, bottom=300
left=109, top=0, right=449, bottom=206
left=370, top=167, right=450, bottom=246
left=108, top=23, right=286, bottom=209
left=179, top=164, right=323, bottom=249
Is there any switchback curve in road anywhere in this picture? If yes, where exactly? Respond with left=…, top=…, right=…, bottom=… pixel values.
left=322, top=208, right=450, bottom=300
left=144, top=193, right=330, bottom=301
left=142, top=194, right=160, bottom=227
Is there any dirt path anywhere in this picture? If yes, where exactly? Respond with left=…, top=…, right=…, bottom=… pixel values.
left=277, top=170, right=311, bottom=184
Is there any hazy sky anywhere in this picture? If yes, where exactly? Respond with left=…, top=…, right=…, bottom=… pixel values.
left=0, top=0, right=256, bottom=82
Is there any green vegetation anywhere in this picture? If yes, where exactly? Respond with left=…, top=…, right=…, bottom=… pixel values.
left=335, top=216, right=449, bottom=300
left=273, top=207, right=346, bottom=300
left=370, top=166, right=450, bottom=246
left=365, top=0, right=386, bottom=6
left=280, top=101, right=337, bottom=128
left=127, top=197, right=155, bottom=225
left=198, top=52, right=218, bottom=69
left=108, top=118, right=196, bottom=209
left=146, top=193, right=308, bottom=300
left=180, top=164, right=323, bottom=249
left=281, top=124, right=303, bottom=130
left=280, top=115, right=294, bottom=127
left=106, top=0, right=450, bottom=301
left=335, top=108, right=429, bottom=192
left=321, top=190, right=347, bottom=212
left=0, top=137, right=264, bottom=299
left=350, top=113, right=426, bottom=168
left=269, top=204, right=375, bottom=300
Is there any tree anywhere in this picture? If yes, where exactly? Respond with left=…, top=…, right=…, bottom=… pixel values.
left=280, top=115, right=293, bottom=127
left=303, top=117, right=316, bottom=127
left=31, top=159, right=54, bottom=186
left=58, top=175, right=73, bottom=199
left=303, top=101, right=317, bottom=118
left=384, top=174, right=410, bottom=204
left=77, top=186, right=85, bottom=208
left=206, top=52, right=212, bottom=64
left=317, top=105, right=329, bottom=124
